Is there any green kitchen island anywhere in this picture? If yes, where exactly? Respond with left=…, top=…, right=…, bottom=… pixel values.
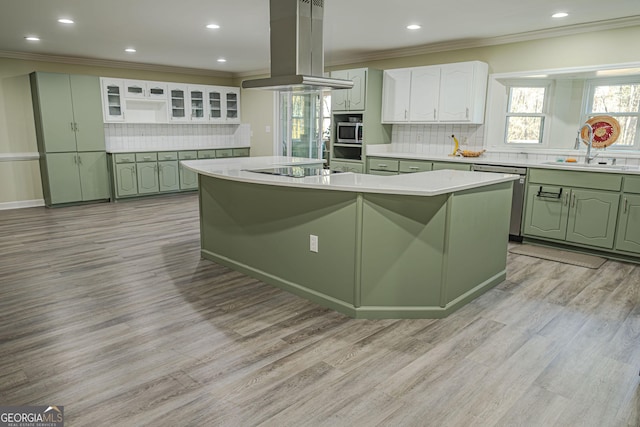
left=182, top=156, right=518, bottom=319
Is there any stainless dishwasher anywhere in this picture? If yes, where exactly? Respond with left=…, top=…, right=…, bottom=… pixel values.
left=471, top=164, right=527, bottom=241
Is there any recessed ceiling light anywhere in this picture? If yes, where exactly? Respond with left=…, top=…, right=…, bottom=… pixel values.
left=58, top=18, right=74, bottom=24
left=552, top=12, right=568, bottom=18
left=206, top=24, right=220, bottom=29
left=407, top=24, right=421, bottom=30
left=125, top=48, right=136, bottom=53
left=25, top=36, right=40, bottom=41
left=217, top=58, right=227, bottom=63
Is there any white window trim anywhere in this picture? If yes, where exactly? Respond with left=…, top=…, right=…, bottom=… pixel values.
left=501, top=79, right=554, bottom=148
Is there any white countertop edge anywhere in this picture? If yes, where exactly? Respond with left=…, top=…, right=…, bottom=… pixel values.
left=0, top=152, right=40, bottom=162
left=365, top=151, right=640, bottom=174
left=182, top=156, right=519, bottom=197
left=106, top=145, right=250, bottom=154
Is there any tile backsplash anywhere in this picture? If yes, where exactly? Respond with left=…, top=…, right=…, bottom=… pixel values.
left=104, top=123, right=251, bottom=152
left=390, top=124, right=485, bottom=155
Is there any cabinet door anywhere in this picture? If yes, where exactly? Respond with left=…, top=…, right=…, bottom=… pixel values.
left=616, top=194, right=640, bottom=253
left=77, top=151, right=109, bottom=201
left=347, top=69, right=366, bottom=111
left=136, top=162, right=159, bottom=193
left=45, top=152, right=82, bottom=204
left=115, top=163, right=138, bottom=197
left=33, top=73, right=76, bottom=152
left=523, top=184, right=569, bottom=240
left=438, top=62, right=474, bottom=122
left=158, top=161, right=179, bottom=192
left=168, top=85, right=189, bottom=121
left=179, top=164, right=198, bottom=190
left=124, top=79, right=146, bottom=98
left=70, top=75, right=106, bottom=152
left=225, top=88, right=240, bottom=122
left=381, top=69, right=411, bottom=122
left=330, top=70, right=350, bottom=111
left=208, top=88, right=223, bottom=121
left=189, top=86, right=206, bottom=121
left=101, top=78, right=125, bottom=122
left=410, top=67, right=440, bottom=122
left=431, top=162, right=471, bottom=171
left=566, top=189, right=619, bottom=249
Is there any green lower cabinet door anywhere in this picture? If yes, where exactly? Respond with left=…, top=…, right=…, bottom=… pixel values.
left=523, top=184, right=568, bottom=240
left=136, top=162, right=159, bottom=194
left=115, top=163, right=138, bottom=197
left=77, top=152, right=109, bottom=201
left=432, top=162, right=472, bottom=171
left=616, top=194, right=640, bottom=253
left=179, top=165, right=198, bottom=189
left=566, top=189, right=619, bottom=249
left=45, top=152, right=82, bottom=204
left=158, top=161, right=179, bottom=192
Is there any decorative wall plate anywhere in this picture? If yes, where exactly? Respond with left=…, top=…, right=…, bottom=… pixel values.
left=581, top=115, right=621, bottom=148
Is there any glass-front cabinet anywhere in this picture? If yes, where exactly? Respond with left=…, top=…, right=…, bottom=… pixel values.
left=168, top=84, right=188, bottom=122
left=226, top=90, right=240, bottom=122
left=101, top=78, right=125, bottom=122
left=189, top=86, right=206, bottom=121
left=208, top=89, right=222, bottom=120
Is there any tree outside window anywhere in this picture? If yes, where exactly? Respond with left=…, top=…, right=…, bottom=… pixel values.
left=585, top=80, right=640, bottom=148
left=505, top=86, right=547, bottom=144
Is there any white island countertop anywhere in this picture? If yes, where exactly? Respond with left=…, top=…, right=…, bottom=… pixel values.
left=182, top=156, right=519, bottom=197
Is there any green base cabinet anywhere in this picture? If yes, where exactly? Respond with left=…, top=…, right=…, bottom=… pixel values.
left=114, top=163, right=138, bottom=197
left=136, top=162, right=160, bottom=194
left=524, top=184, right=619, bottom=249
left=616, top=177, right=640, bottom=254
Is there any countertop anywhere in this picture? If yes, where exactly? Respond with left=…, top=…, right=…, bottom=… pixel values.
left=106, top=145, right=250, bottom=154
left=182, top=156, right=519, bottom=197
left=365, top=151, right=640, bottom=174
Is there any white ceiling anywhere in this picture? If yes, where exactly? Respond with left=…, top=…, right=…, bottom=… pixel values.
left=1, top=0, right=640, bottom=76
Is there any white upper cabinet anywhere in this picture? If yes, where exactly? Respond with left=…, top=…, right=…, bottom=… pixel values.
left=381, top=61, right=488, bottom=124
left=331, top=68, right=367, bottom=111
left=100, top=78, right=241, bottom=124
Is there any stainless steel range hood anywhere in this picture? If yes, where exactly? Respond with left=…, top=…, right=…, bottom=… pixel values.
left=242, top=0, right=354, bottom=92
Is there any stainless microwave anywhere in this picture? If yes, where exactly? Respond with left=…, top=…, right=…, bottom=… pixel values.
left=336, top=122, right=363, bottom=144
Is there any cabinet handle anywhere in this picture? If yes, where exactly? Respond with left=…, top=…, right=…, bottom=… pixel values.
left=144, top=156, right=151, bottom=160
left=433, top=109, right=437, bottom=120
left=77, top=155, right=82, bottom=165
left=409, top=166, right=419, bottom=170
left=73, top=155, right=77, bottom=164
left=571, top=193, right=576, bottom=208
left=404, top=110, right=407, bottom=119
left=466, top=108, right=469, bottom=119
left=74, top=122, right=79, bottom=132
left=564, top=192, right=569, bottom=206
left=70, top=122, right=75, bottom=131
left=624, top=197, right=628, bottom=213
left=377, top=164, right=388, bottom=168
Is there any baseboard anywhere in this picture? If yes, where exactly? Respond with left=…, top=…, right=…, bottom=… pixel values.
left=0, top=199, right=45, bottom=210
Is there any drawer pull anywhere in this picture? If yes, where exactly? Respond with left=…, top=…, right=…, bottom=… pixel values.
left=409, top=166, right=419, bottom=170
left=377, top=164, right=388, bottom=168
left=536, top=186, right=562, bottom=200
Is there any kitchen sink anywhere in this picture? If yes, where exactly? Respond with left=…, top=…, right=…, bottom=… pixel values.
left=542, top=161, right=639, bottom=171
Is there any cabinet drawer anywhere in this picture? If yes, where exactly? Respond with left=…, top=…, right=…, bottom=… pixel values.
left=157, top=151, right=178, bottom=161
left=178, top=151, right=198, bottom=160
left=232, top=148, right=250, bottom=157
left=623, top=175, right=640, bottom=194
left=215, top=149, right=234, bottom=158
left=529, top=168, right=622, bottom=191
left=197, top=150, right=217, bottom=159
left=367, top=158, right=399, bottom=172
left=432, top=161, right=472, bottom=171
left=136, top=152, right=158, bottom=162
left=330, top=160, right=364, bottom=173
left=114, top=153, right=136, bottom=163
left=399, top=160, right=432, bottom=173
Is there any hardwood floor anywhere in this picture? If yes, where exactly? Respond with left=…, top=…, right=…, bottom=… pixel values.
left=0, top=193, right=638, bottom=426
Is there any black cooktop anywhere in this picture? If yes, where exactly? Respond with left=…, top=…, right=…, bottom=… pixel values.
left=244, top=166, right=340, bottom=178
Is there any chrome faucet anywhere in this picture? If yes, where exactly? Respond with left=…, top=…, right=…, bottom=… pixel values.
left=580, top=123, right=599, bottom=164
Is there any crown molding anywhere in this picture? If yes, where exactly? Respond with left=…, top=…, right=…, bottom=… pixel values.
left=326, top=15, right=640, bottom=67
left=0, top=50, right=234, bottom=78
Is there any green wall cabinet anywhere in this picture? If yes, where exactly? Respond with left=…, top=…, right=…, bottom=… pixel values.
left=30, top=72, right=109, bottom=206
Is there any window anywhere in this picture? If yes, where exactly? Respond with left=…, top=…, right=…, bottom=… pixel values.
left=277, top=91, right=330, bottom=159
left=505, top=85, right=548, bottom=144
left=584, top=78, right=640, bottom=149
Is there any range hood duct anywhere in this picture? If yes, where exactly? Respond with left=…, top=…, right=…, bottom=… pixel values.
left=241, top=0, right=354, bottom=92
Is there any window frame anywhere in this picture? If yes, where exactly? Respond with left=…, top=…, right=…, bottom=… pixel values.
left=581, top=76, right=640, bottom=150
left=502, top=80, right=553, bottom=147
